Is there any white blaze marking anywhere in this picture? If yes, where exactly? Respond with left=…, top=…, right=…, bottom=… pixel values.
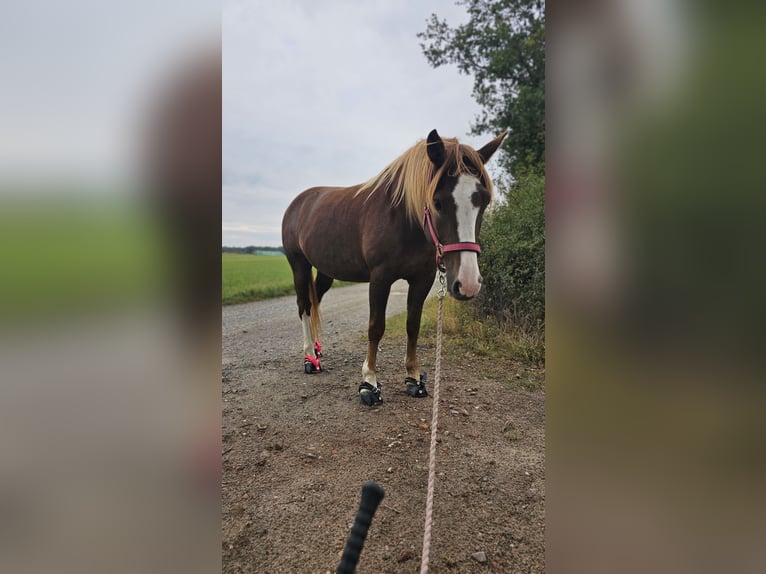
left=301, top=314, right=313, bottom=357
left=454, top=174, right=480, bottom=243
left=452, top=174, right=482, bottom=297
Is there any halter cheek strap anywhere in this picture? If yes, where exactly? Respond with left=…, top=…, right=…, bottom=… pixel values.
left=423, top=206, right=481, bottom=272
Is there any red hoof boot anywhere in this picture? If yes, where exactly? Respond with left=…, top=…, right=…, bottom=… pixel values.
left=313, top=340, right=323, bottom=358
left=304, top=354, right=321, bottom=374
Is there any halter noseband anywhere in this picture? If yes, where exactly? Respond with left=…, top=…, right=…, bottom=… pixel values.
left=423, top=205, right=481, bottom=272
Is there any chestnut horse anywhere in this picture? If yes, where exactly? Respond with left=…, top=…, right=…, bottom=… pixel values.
left=281, top=129, right=507, bottom=405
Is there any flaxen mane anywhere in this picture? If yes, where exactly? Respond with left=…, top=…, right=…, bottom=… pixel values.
left=356, top=136, right=493, bottom=223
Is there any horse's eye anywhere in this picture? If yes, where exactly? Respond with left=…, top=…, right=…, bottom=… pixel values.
left=433, top=199, right=442, bottom=212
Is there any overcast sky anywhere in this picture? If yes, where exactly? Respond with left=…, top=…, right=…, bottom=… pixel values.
left=0, top=0, right=218, bottom=186
left=222, top=0, right=485, bottom=247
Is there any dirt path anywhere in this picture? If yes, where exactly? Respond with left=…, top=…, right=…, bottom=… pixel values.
left=222, top=283, right=545, bottom=573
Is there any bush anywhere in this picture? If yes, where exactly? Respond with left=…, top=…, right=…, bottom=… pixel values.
left=477, top=172, right=545, bottom=337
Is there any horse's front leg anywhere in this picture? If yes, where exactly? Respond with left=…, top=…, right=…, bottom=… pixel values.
left=359, top=277, right=392, bottom=406
left=404, top=273, right=435, bottom=398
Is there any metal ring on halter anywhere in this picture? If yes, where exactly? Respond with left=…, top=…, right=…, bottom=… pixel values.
left=436, top=244, right=445, bottom=273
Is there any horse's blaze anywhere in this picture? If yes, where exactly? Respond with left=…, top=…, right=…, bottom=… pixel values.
left=456, top=252, right=481, bottom=298
left=452, top=174, right=483, bottom=298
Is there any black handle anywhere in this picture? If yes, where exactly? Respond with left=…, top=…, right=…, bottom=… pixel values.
left=336, top=481, right=385, bottom=574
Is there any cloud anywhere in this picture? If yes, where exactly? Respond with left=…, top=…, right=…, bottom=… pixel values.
left=0, top=0, right=219, bottom=183
left=223, top=0, right=483, bottom=246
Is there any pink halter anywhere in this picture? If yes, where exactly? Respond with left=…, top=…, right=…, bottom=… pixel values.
left=423, top=206, right=481, bottom=271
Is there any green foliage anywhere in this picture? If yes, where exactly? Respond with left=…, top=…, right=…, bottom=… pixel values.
left=386, top=295, right=545, bottom=380
left=478, top=173, right=545, bottom=336
left=390, top=174, right=545, bottom=363
left=419, top=0, right=545, bottom=176
left=222, top=253, right=295, bottom=304
left=222, top=245, right=284, bottom=255
left=419, top=1, right=545, bottom=362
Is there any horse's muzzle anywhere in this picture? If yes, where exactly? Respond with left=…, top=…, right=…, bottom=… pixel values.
left=452, top=279, right=481, bottom=300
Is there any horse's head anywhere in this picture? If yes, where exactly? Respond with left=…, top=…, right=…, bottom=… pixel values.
left=425, top=129, right=507, bottom=300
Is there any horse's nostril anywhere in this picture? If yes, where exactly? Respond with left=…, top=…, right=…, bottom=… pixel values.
left=453, top=281, right=462, bottom=295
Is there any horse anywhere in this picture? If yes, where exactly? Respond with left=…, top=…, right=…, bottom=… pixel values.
left=281, top=129, right=507, bottom=405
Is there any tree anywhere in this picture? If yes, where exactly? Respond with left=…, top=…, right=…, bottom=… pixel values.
left=419, top=1, right=545, bottom=353
left=418, top=0, right=545, bottom=176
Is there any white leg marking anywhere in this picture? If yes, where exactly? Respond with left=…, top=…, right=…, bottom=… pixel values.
left=362, top=359, right=377, bottom=386
left=301, top=314, right=313, bottom=357
left=453, top=174, right=483, bottom=297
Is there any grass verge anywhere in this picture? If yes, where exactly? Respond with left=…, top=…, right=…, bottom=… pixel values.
left=385, top=295, right=544, bottom=389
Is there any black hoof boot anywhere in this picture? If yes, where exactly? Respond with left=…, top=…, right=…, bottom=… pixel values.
left=405, top=373, right=428, bottom=397
left=358, top=382, right=383, bottom=406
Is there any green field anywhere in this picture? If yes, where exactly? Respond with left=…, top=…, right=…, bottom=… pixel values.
left=221, top=253, right=358, bottom=305
left=222, top=253, right=295, bottom=304
left=0, top=199, right=168, bottom=320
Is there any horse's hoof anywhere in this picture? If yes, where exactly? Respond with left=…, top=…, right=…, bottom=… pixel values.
left=304, top=356, right=321, bottom=374
left=358, top=382, right=383, bottom=406
left=405, top=374, right=428, bottom=398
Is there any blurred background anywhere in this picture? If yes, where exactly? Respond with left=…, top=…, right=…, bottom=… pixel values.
left=547, top=0, right=766, bottom=572
left=0, top=1, right=220, bottom=573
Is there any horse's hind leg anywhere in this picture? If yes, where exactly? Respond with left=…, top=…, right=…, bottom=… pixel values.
left=310, top=271, right=333, bottom=358
left=286, top=253, right=321, bottom=372
left=316, top=271, right=334, bottom=302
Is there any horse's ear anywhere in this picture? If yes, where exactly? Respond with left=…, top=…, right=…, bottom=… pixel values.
left=477, top=130, right=508, bottom=164
left=426, top=129, right=446, bottom=169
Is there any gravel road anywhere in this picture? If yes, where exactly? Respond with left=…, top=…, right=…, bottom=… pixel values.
left=222, top=280, right=426, bottom=369
left=221, top=280, right=544, bottom=574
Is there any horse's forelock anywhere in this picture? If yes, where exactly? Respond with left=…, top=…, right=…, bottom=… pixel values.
left=356, top=136, right=493, bottom=224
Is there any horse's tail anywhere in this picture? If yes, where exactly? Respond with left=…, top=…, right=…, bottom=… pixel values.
left=308, top=269, right=322, bottom=343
